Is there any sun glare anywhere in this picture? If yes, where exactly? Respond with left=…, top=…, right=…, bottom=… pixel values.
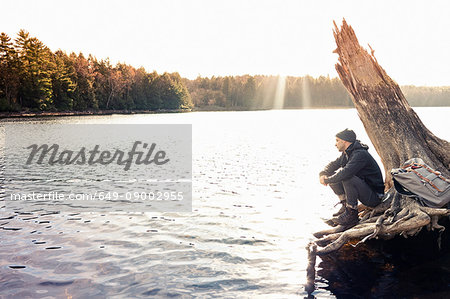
left=273, top=76, right=286, bottom=110
left=302, top=78, right=312, bottom=108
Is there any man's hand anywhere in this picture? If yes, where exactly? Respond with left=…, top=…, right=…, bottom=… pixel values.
left=319, top=175, right=328, bottom=186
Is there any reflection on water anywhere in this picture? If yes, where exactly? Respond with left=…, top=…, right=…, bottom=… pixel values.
left=0, top=108, right=449, bottom=298
left=317, top=218, right=450, bottom=298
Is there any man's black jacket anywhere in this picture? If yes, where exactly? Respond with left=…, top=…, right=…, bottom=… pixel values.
left=320, top=140, right=385, bottom=194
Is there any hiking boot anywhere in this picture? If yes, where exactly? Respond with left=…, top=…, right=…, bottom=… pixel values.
left=336, top=207, right=359, bottom=227
left=324, top=218, right=338, bottom=227
left=332, top=201, right=346, bottom=217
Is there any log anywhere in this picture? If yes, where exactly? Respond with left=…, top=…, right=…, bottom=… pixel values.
left=306, top=19, right=450, bottom=293
left=305, top=242, right=317, bottom=294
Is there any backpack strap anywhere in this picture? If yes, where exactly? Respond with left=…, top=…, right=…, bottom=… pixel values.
left=419, top=163, right=450, bottom=183
left=409, top=168, right=444, bottom=192
left=402, top=162, right=450, bottom=190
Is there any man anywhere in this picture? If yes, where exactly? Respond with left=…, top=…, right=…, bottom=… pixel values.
left=319, top=129, right=385, bottom=226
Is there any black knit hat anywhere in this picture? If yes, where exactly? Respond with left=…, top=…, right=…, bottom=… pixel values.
left=336, top=129, right=356, bottom=143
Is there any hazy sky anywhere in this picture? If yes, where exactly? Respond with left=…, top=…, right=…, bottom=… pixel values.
left=2, top=0, right=449, bottom=86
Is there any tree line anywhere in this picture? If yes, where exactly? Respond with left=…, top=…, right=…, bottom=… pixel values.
left=400, top=85, right=450, bottom=107
left=0, top=30, right=192, bottom=112
left=184, top=75, right=353, bottom=109
left=185, top=75, right=449, bottom=109
left=1, top=30, right=448, bottom=113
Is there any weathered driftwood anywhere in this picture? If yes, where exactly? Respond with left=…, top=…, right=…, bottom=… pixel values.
left=306, top=19, right=450, bottom=294
left=315, top=193, right=450, bottom=255
left=305, top=242, right=317, bottom=294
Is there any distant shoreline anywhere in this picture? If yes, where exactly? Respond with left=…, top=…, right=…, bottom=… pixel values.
left=0, top=105, right=446, bottom=119
left=0, top=109, right=191, bottom=119
left=0, top=106, right=353, bottom=119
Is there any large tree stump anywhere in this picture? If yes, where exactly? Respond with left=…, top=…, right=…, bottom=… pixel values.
left=307, top=19, right=450, bottom=294
left=333, top=19, right=450, bottom=186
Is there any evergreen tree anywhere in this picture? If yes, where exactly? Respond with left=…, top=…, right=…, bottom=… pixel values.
left=0, top=32, right=19, bottom=110
left=15, top=30, right=53, bottom=110
left=145, top=71, right=162, bottom=109
left=156, top=73, right=192, bottom=110
left=243, top=76, right=256, bottom=108
left=51, top=50, right=74, bottom=110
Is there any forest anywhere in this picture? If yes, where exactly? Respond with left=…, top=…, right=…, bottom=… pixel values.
left=0, top=30, right=192, bottom=112
left=0, top=30, right=448, bottom=113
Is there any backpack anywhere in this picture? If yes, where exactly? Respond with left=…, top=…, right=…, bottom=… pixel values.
left=391, top=158, right=450, bottom=208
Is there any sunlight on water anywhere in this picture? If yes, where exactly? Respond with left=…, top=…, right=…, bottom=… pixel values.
left=0, top=108, right=448, bottom=298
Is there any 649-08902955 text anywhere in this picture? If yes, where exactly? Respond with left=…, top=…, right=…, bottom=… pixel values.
left=8, top=191, right=185, bottom=201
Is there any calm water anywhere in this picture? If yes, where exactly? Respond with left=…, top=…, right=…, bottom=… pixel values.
left=0, top=108, right=449, bottom=298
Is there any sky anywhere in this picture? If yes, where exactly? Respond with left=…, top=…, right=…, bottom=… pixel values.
left=2, top=0, right=449, bottom=86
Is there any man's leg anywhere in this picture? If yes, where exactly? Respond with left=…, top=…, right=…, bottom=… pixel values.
left=329, top=181, right=344, bottom=196
left=328, top=182, right=347, bottom=216
left=336, top=176, right=381, bottom=226
left=342, top=176, right=381, bottom=208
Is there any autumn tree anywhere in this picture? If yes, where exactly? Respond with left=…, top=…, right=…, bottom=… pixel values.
left=66, top=53, right=98, bottom=111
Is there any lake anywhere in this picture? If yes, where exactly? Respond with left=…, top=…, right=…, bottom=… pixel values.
left=0, top=108, right=449, bottom=298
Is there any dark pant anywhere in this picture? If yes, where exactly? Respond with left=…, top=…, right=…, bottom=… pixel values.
left=329, top=176, right=381, bottom=208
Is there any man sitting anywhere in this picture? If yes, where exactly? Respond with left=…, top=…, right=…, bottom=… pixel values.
left=319, top=129, right=385, bottom=226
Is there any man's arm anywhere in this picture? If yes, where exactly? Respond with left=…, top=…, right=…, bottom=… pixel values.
left=324, top=151, right=367, bottom=184
left=319, top=156, right=342, bottom=177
